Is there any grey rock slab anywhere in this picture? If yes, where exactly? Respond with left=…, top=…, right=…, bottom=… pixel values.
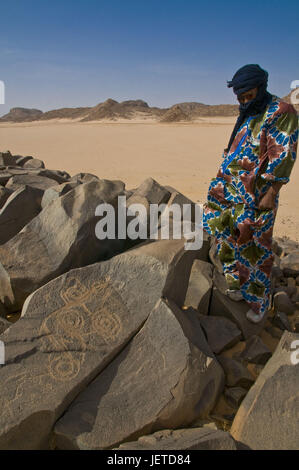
left=41, top=182, right=80, bottom=208
left=273, top=291, right=296, bottom=316
left=184, top=259, right=213, bottom=314
left=280, top=251, right=299, bottom=276
left=23, top=158, right=45, bottom=169
left=0, top=186, right=43, bottom=245
left=15, top=156, right=34, bottom=166
left=126, top=238, right=199, bottom=308
left=0, top=187, right=12, bottom=209
left=0, top=173, right=11, bottom=186
left=158, top=190, right=197, bottom=225
left=230, top=331, right=299, bottom=450
left=224, top=387, right=247, bottom=408
left=3, top=168, right=29, bottom=175
left=0, top=179, right=126, bottom=312
left=30, top=169, right=69, bottom=184
left=237, top=335, right=272, bottom=365
left=209, top=270, right=268, bottom=339
left=69, top=173, right=99, bottom=184
left=216, top=356, right=255, bottom=388
left=199, top=315, right=242, bottom=354
left=130, top=177, right=171, bottom=205
left=0, top=151, right=18, bottom=166
left=113, top=427, right=238, bottom=450
left=0, top=249, right=176, bottom=450
left=5, top=174, right=59, bottom=192
left=271, top=310, right=292, bottom=331
left=0, top=316, right=11, bottom=334
left=53, top=298, right=224, bottom=450
left=275, top=238, right=299, bottom=257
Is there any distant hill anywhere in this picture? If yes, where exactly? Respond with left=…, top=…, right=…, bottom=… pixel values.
left=0, top=93, right=297, bottom=123
left=0, top=107, right=43, bottom=122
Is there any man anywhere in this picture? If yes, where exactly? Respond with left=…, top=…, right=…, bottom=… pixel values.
left=203, top=64, right=298, bottom=323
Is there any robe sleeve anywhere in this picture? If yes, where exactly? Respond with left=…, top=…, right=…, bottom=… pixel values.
left=260, top=107, right=298, bottom=184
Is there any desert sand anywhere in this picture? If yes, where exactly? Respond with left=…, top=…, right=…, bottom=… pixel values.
left=0, top=117, right=298, bottom=240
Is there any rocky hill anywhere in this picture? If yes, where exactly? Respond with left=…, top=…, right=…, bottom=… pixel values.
left=0, top=149, right=298, bottom=450
left=0, top=107, right=44, bottom=122
left=1, top=92, right=297, bottom=123
left=0, top=98, right=240, bottom=123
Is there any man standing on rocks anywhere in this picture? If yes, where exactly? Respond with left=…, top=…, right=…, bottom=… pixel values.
left=203, top=64, right=298, bottom=324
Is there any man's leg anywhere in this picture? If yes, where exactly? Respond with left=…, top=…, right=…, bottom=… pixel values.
left=216, top=205, right=241, bottom=290
left=236, top=206, right=277, bottom=319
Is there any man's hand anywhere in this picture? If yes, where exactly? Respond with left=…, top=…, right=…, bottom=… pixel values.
left=258, top=182, right=284, bottom=210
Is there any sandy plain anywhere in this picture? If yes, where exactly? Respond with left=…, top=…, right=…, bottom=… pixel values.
left=0, top=116, right=298, bottom=241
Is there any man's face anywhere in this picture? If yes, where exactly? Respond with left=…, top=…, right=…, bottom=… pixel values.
left=237, top=87, right=258, bottom=104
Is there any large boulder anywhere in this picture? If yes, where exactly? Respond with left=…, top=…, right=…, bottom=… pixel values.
left=125, top=238, right=200, bottom=307
left=0, top=151, right=19, bottom=166
left=5, top=174, right=59, bottom=192
left=280, top=251, right=299, bottom=276
left=0, top=172, right=12, bottom=186
left=183, top=260, right=213, bottom=314
left=41, top=182, right=80, bottom=209
left=199, top=315, right=242, bottom=354
left=216, top=356, right=255, bottom=389
left=53, top=298, right=224, bottom=450
left=128, top=177, right=171, bottom=206
left=23, top=158, right=45, bottom=169
left=237, top=335, right=272, bottom=365
left=0, top=316, right=10, bottom=334
left=0, top=236, right=197, bottom=450
left=0, top=186, right=43, bottom=245
left=114, top=427, right=238, bottom=450
left=0, top=187, right=12, bottom=209
left=0, top=179, right=126, bottom=312
left=69, top=173, right=99, bottom=185
left=230, top=331, right=299, bottom=449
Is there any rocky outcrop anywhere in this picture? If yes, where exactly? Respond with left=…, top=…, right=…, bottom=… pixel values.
left=54, top=298, right=224, bottom=449
left=0, top=238, right=197, bottom=449
left=0, top=149, right=298, bottom=450
left=0, top=179, right=126, bottom=312
left=0, top=186, right=43, bottom=244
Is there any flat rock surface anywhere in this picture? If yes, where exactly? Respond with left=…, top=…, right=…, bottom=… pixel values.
left=184, top=260, right=213, bottom=314
left=230, top=331, right=299, bottom=450
left=114, top=427, right=238, bottom=450
left=0, top=250, right=175, bottom=450
left=54, top=298, right=224, bottom=450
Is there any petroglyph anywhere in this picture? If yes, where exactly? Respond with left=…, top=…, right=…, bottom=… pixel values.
left=38, top=275, right=124, bottom=382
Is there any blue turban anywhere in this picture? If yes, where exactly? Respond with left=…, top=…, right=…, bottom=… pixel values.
left=227, top=64, right=268, bottom=96
left=225, top=64, right=273, bottom=152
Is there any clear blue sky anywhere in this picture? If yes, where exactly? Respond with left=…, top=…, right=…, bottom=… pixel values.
left=1, top=0, right=298, bottom=115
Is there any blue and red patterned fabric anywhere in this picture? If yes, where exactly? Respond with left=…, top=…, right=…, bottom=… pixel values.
left=203, top=94, right=298, bottom=318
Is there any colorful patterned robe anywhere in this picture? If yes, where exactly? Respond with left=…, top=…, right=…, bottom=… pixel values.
left=203, top=94, right=298, bottom=317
